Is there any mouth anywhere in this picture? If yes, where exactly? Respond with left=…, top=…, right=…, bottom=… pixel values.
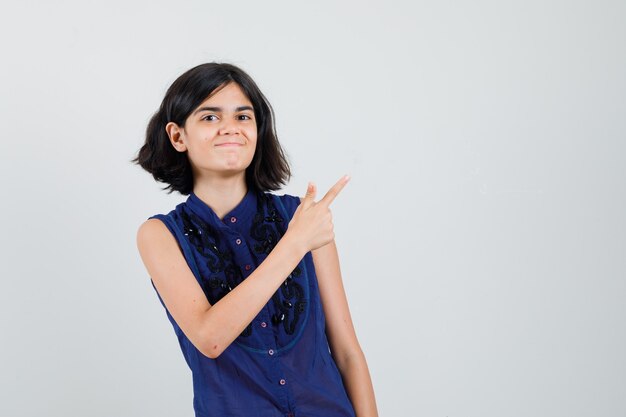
left=215, top=142, right=244, bottom=147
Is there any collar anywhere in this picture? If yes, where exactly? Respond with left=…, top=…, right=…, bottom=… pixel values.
left=185, top=186, right=257, bottom=232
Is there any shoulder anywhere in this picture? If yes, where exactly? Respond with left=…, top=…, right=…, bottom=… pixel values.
left=137, top=217, right=167, bottom=237
left=136, top=217, right=174, bottom=253
left=137, top=203, right=186, bottom=241
left=279, top=192, right=302, bottom=204
left=266, top=191, right=301, bottom=211
left=136, top=216, right=188, bottom=286
left=136, top=205, right=184, bottom=249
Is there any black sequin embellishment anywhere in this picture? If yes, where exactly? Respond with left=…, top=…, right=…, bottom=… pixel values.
left=265, top=209, right=283, bottom=223
left=272, top=312, right=285, bottom=324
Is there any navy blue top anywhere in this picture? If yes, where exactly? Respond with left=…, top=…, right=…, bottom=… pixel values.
left=148, top=187, right=356, bottom=417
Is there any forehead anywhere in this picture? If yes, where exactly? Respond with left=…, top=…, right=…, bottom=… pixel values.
left=200, top=82, right=253, bottom=106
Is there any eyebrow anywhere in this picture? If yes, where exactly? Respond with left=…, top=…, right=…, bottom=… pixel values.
left=193, top=105, right=254, bottom=115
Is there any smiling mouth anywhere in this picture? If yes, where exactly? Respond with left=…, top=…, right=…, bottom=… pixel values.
left=215, top=143, right=243, bottom=147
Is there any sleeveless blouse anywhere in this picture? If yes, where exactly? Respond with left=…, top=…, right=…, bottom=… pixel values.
left=147, top=187, right=356, bottom=417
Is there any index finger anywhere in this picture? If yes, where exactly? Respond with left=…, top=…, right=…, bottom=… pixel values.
left=319, top=175, right=351, bottom=207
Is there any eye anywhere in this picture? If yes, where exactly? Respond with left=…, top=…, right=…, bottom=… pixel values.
left=202, top=114, right=218, bottom=121
left=238, top=114, right=252, bottom=121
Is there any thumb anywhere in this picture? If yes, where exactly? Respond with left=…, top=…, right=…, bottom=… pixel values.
left=302, top=181, right=316, bottom=208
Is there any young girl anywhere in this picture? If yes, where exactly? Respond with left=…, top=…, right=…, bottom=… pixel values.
left=133, top=63, right=378, bottom=417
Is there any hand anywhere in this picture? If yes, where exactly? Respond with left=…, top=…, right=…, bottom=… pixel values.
left=286, top=174, right=351, bottom=253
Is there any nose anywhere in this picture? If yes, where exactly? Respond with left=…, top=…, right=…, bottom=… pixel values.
left=218, top=118, right=240, bottom=136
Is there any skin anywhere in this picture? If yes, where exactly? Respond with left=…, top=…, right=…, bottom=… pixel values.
left=136, top=81, right=378, bottom=416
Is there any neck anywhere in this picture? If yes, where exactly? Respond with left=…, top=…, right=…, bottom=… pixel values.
left=192, top=172, right=249, bottom=221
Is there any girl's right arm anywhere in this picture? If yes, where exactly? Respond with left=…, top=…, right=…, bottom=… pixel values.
left=136, top=175, right=349, bottom=359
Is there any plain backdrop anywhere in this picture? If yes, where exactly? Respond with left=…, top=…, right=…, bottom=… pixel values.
left=1, top=1, right=624, bottom=416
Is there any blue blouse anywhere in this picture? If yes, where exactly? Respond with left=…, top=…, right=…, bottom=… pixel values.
left=148, top=187, right=356, bottom=417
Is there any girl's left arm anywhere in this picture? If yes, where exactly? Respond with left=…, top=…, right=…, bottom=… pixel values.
left=312, top=239, right=379, bottom=417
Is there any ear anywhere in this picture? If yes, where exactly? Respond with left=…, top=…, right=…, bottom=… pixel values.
left=165, top=122, right=187, bottom=152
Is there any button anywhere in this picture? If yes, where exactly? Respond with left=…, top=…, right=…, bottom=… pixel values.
left=245, top=264, right=251, bottom=271
left=268, top=349, right=274, bottom=356
left=279, top=379, right=286, bottom=385
left=230, top=216, right=237, bottom=223
left=260, top=321, right=267, bottom=328
left=235, top=238, right=242, bottom=245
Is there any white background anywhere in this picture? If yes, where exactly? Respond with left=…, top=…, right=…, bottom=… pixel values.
left=1, top=1, right=624, bottom=416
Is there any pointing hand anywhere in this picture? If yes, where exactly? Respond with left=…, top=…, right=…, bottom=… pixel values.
left=286, top=175, right=351, bottom=253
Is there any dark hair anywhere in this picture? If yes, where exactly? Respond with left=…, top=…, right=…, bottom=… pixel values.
left=131, top=62, right=291, bottom=195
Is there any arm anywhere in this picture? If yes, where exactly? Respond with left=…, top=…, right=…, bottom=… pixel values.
left=311, top=238, right=379, bottom=417
left=137, top=218, right=306, bottom=359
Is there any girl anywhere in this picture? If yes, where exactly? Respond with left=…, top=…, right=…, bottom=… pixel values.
left=133, top=63, right=378, bottom=417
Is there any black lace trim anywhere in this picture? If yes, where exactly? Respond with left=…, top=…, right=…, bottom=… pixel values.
left=251, top=193, right=306, bottom=335
left=180, top=209, right=252, bottom=338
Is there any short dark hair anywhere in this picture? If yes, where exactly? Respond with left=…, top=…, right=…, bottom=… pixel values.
left=131, top=62, right=292, bottom=195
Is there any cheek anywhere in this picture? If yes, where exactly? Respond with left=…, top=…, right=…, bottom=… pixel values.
left=203, top=130, right=218, bottom=142
left=247, top=129, right=258, bottom=144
